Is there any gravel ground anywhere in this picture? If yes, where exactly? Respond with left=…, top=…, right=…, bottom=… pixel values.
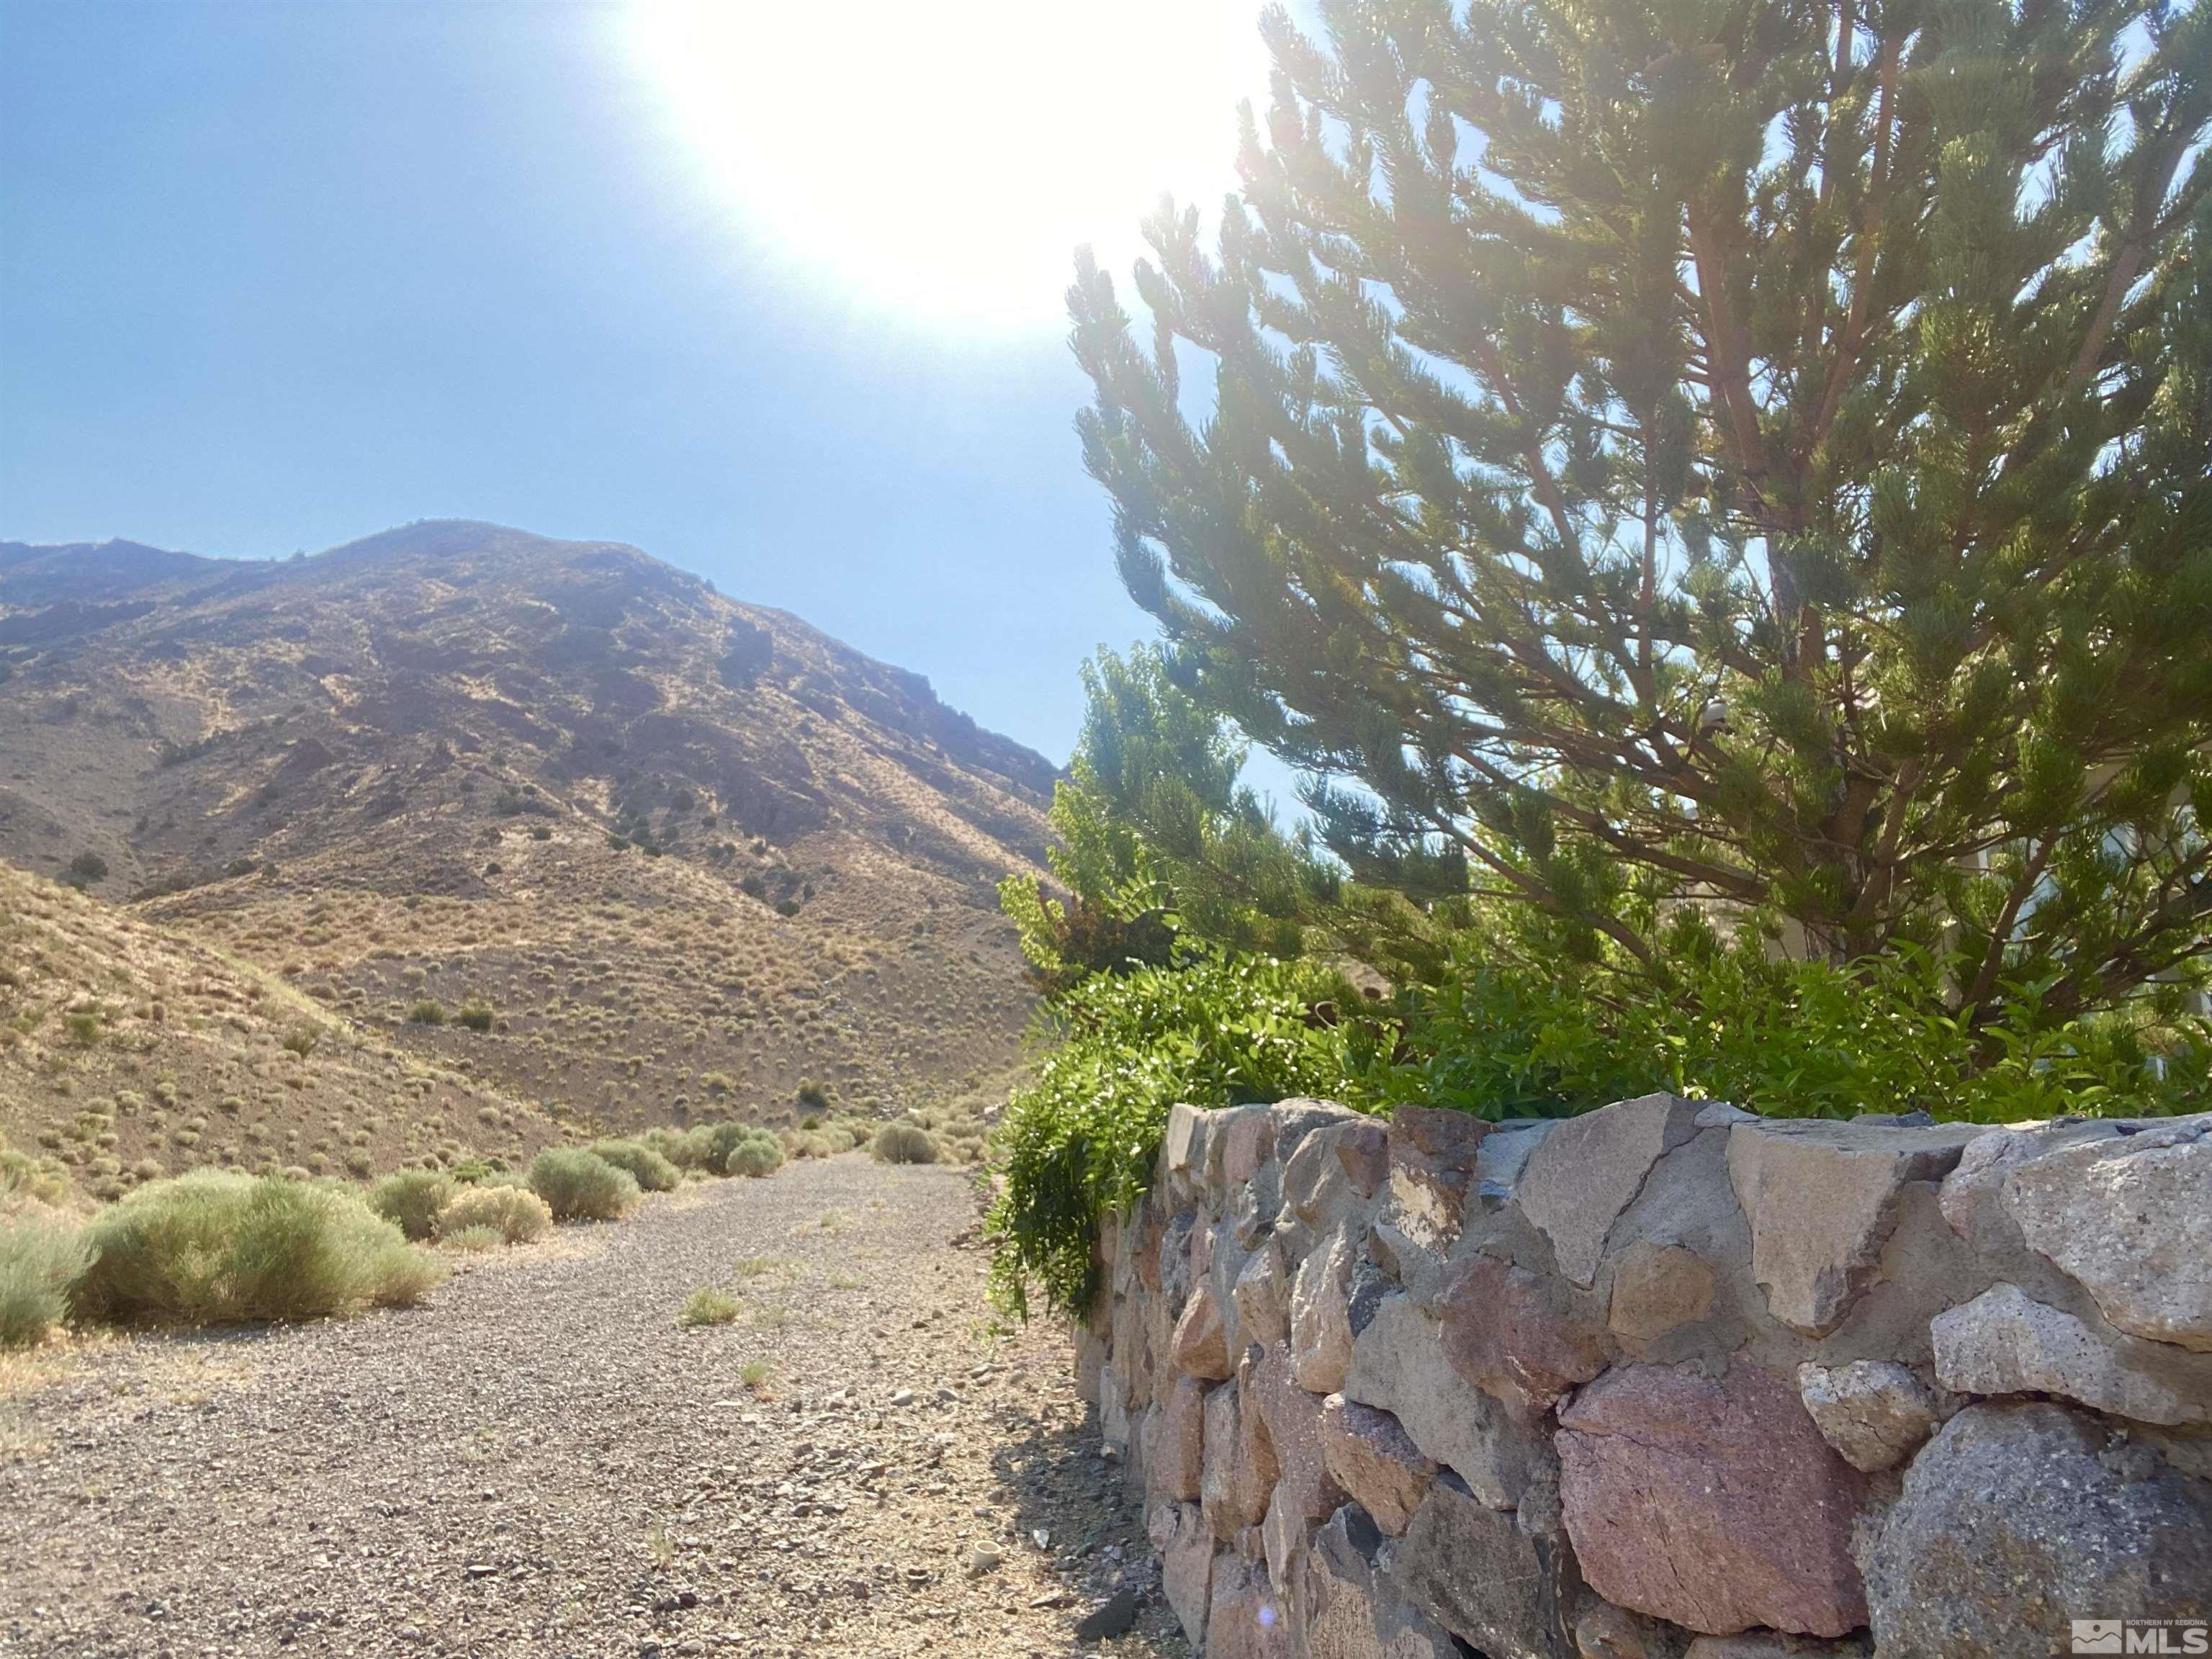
left=0, top=1155, right=1182, bottom=1659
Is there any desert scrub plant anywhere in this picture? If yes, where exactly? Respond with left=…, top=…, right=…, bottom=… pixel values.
left=870, top=1122, right=938, bottom=1165
left=586, top=1138, right=681, bottom=1193
left=719, top=1128, right=784, bottom=1178
left=440, top=1224, right=504, bottom=1254
left=454, top=1002, right=495, bottom=1033
left=405, top=999, right=446, bottom=1027
left=526, top=1148, right=640, bottom=1221
left=434, top=1184, right=551, bottom=1245
left=368, top=1169, right=456, bottom=1242
left=71, top=1173, right=444, bottom=1327
left=0, top=1136, right=74, bottom=1211
left=678, top=1285, right=739, bottom=1328
left=0, top=1217, right=90, bottom=1349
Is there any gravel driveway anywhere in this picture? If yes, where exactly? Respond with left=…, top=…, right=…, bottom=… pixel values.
left=0, top=1155, right=1181, bottom=1659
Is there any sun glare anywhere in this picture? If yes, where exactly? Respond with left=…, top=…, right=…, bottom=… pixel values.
left=625, top=0, right=1270, bottom=333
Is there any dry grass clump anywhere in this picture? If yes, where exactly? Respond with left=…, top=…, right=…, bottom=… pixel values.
left=71, top=1172, right=444, bottom=1326
left=585, top=1138, right=681, bottom=1193
left=368, top=1169, right=456, bottom=1241
left=434, top=1182, right=552, bottom=1245
left=870, top=1121, right=939, bottom=1165
left=678, top=1285, right=740, bottom=1327
left=527, top=1148, right=640, bottom=1221
left=439, top=1223, right=504, bottom=1254
left=0, top=1217, right=90, bottom=1349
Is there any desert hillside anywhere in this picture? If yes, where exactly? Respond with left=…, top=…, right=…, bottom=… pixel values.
left=0, top=522, right=1053, bottom=1147
left=0, top=859, right=567, bottom=1201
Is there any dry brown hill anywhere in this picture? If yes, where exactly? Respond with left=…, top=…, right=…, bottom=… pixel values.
left=0, top=521, right=1053, bottom=1154
left=0, top=859, right=567, bottom=1203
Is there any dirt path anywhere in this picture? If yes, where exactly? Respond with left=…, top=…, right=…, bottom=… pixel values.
left=0, top=1156, right=1181, bottom=1659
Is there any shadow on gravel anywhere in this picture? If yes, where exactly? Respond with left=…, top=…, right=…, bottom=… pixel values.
left=984, top=1400, right=1186, bottom=1653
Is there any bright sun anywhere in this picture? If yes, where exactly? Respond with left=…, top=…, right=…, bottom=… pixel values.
left=625, top=0, right=1270, bottom=333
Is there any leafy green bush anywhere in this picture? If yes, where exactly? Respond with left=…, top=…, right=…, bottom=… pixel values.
left=526, top=1148, right=639, bottom=1221
left=434, top=1184, right=552, bottom=1245
left=987, top=950, right=1366, bottom=1320
left=72, top=1173, right=444, bottom=1327
left=586, top=1139, right=681, bottom=1193
left=368, top=1169, right=455, bottom=1241
left=0, top=1218, right=89, bottom=1349
left=1379, top=939, right=2212, bottom=1126
left=870, top=1123, right=938, bottom=1165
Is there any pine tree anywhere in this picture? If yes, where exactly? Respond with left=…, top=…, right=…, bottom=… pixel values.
left=1071, top=0, right=2212, bottom=1022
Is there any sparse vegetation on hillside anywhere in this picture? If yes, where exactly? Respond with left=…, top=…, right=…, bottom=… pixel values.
left=0, top=522, right=1054, bottom=1136
left=0, top=863, right=572, bottom=1194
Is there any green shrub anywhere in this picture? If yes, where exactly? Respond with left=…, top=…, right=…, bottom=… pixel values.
left=454, top=1003, right=495, bottom=1033
left=368, top=1169, right=455, bottom=1241
left=721, top=1128, right=784, bottom=1178
left=72, top=1173, right=444, bottom=1327
left=796, top=1080, right=830, bottom=1111
left=680, top=1122, right=783, bottom=1178
left=870, top=1123, right=938, bottom=1165
left=643, top=1125, right=712, bottom=1172
left=527, top=1148, right=639, bottom=1221
left=406, top=999, right=446, bottom=1027
left=586, top=1139, right=681, bottom=1193
left=1, top=1137, right=74, bottom=1210
left=440, top=1224, right=503, bottom=1254
left=987, top=950, right=1364, bottom=1320
left=434, top=1184, right=551, bottom=1245
left=678, top=1285, right=740, bottom=1327
left=0, top=1218, right=90, bottom=1349
left=1377, top=938, right=2212, bottom=1127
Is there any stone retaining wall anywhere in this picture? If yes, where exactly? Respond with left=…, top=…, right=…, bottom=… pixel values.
left=1071, top=1094, right=2212, bottom=1658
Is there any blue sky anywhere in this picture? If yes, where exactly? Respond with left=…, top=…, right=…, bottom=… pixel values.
left=0, top=0, right=1289, bottom=787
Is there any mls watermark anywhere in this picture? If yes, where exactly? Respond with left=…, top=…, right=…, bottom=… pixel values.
left=2073, top=1620, right=2211, bottom=1655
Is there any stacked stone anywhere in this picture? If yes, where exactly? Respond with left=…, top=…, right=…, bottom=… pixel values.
left=1072, top=1094, right=2212, bottom=1659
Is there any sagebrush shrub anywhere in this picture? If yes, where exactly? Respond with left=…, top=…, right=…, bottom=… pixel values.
left=871, top=1122, right=938, bottom=1165
left=72, top=1172, right=444, bottom=1327
left=440, top=1224, right=503, bottom=1254
left=527, top=1148, right=639, bottom=1221
left=587, top=1139, right=681, bottom=1193
left=0, top=1218, right=89, bottom=1349
left=369, top=1169, right=455, bottom=1241
left=434, top=1184, right=551, bottom=1245
left=720, top=1129, right=783, bottom=1179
